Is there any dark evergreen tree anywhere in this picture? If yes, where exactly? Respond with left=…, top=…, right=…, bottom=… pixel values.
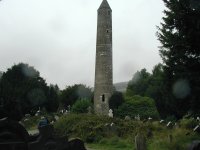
left=0, top=63, right=49, bottom=120
left=0, top=71, right=3, bottom=79
left=45, top=85, right=59, bottom=112
left=109, top=91, right=124, bottom=110
left=157, top=0, right=200, bottom=118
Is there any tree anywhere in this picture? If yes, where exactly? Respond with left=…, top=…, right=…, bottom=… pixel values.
left=60, top=84, right=93, bottom=107
left=157, top=0, right=200, bottom=117
left=0, top=63, right=49, bottom=120
left=126, top=69, right=151, bottom=97
left=45, top=84, right=59, bottom=112
left=109, top=91, right=124, bottom=110
left=0, top=71, right=3, bottom=79
left=144, top=64, right=167, bottom=117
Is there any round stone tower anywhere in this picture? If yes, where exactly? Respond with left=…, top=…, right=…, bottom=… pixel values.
left=94, top=0, right=113, bottom=115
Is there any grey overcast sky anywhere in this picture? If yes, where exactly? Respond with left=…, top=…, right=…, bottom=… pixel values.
left=0, top=0, right=165, bottom=89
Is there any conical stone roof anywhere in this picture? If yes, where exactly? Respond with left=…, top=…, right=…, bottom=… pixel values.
left=98, top=0, right=111, bottom=10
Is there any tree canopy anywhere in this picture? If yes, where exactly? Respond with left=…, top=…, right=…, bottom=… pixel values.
left=126, top=65, right=165, bottom=117
left=59, top=84, right=93, bottom=108
left=0, top=63, right=58, bottom=120
left=109, top=91, right=124, bottom=110
left=157, top=0, right=200, bottom=118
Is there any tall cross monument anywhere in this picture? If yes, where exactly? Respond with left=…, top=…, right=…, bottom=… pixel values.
left=94, top=0, right=113, bottom=115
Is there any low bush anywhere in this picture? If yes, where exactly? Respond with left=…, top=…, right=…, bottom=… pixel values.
left=71, top=99, right=92, bottom=113
left=179, top=118, right=198, bottom=129
left=54, top=114, right=144, bottom=142
left=115, top=95, right=159, bottom=119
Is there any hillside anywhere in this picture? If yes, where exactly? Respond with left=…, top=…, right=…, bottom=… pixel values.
left=114, top=82, right=128, bottom=92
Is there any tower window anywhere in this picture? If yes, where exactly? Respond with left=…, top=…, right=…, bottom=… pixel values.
left=102, top=94, right=105, bottom=102
left=106, top=30, right=109, bottom=33
left=108, top=11, right=111, bottom=15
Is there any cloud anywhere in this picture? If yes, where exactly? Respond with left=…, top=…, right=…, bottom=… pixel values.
left=0, top=0, right=164, bottom=89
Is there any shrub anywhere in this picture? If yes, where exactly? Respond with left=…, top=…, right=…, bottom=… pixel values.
left=54, top=114, right=144, bottom=142
left=115, top=95, right=159, bottom=119
left=71, top=99, right=92, bottom=113
left=54, top=114, right=112, bottom=142
left=180, top=118, right=198, bottom=129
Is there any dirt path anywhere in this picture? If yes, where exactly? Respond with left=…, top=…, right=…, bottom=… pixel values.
left=28, top=129, right=39, bottom=135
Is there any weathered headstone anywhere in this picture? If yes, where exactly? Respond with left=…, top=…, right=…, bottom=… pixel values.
left=0, top=118, right=30, bottom=150
left=54, top=115, right=59, bottom=121
left=108, top=109, right=113, bottom=118
left=125, top=115, right=131, bottom=120
left=168, top=134, right=173, bottom=143
left=166, top=121, right=173, bottom=129
left=110, top=122, right=115, bottom=127
left=25, top=114, right=31, bottom=118
left=148, top=117, right=152, bottom=122
left=135, top=133, right=147, bottom=150
left=24, top=118, right=29, bottom=122
left=64, top=110, right=69, bottom=115
left=188, top=140, right=200, bottom=150
left=135, top=114, right=140, bottom=121
left=197, top=117, right=200, bottom=122
left=110, top=122, right=116, bottom=133
left=160, top=120, right=165, bottom=124
left=193, top=125, right=200, bottom=133
left=68, top=105, right=71, bottom=113
left=147, top=129, right=153, bottom=138
left=68, top=138, right=87, bottom=150
left=87, top=106, right=92, bottom=114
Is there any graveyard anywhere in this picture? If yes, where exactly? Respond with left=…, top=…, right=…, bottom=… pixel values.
left=17, top=111, right=199, bottom=150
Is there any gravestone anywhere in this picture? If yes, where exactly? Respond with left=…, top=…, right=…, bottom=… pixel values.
left=159, top=120, right=165, bottom=124
left=68, top=105, right=71, bottom=113
left=87, top=106, right=92, bottom=114
left=148, top=117, right=152, bottom=122
left=166, top=121, right=173, bottom=129
left=125, top=116, right=131, bottom=120
left=147, top=129, right=153, bottom=138
left=108, top=109, right=113, bottom=118
left=110, top=122, right=117, bottom=133
left=0, top=118, right=30, bottom=150
left=25, top=114, right=31, bottom=118
left=193, top=125, right=200, bottom=133
left=188, top=140, right=200, bottom=150
left=168, top=134, right=173, bottom=143
left=135, top=114, right=140, bottom=121
left=197, top=117, right=200, bottom=122
left=68, top=138, right=87, bottom=150
left=54, top=115, right=59, bottom=121
left=135, top=133, right=147, bottom=150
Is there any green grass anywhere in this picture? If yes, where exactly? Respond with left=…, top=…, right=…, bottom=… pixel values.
left=86, top=137, right=134, bottom=150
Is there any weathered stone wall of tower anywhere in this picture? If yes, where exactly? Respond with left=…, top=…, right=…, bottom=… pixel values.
left=94, top=0, right=113, bottom=115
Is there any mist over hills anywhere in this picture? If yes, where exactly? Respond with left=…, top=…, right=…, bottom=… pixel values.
left=91, top=81, right=128, bottom=92
left=114, top=81, right=128, bottom=92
